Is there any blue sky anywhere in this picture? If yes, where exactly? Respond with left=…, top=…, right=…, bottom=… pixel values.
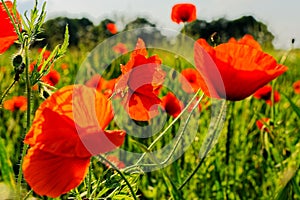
left=18, top=0, right=300, bottom=49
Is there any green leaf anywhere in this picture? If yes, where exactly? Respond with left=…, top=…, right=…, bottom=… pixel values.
left=283, top=93, right=300, bottom=118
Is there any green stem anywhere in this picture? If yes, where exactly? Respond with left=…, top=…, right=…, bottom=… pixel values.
left=97, top=155, right=138, bottom=200
left=0, top=80, right=16, bottom=105
left=225, top=102, right=235, bottom=199
left=16, top=42, right=31, bottom=199
left=225, top=102, right=234, bottom=165
left=87, top=163, right=92, bottom=198
left=134, top=90, right=201, bottom=165
left=178, top=100, right=227, bottom=190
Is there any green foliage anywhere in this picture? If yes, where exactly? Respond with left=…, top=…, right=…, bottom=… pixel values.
left=184, top=16, right=274, bottom=49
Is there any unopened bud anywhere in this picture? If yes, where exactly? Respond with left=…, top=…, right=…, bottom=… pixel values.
left=13, top=55, right=23, bottom=68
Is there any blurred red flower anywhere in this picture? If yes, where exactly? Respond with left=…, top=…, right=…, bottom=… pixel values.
left=253, top=85, right=280, bottom=105
left=161, top=92, right=183, bottom=118
left=194, top=38, right=288, bottom=101
left=115, top=38, right=165, bottom=121
left=180, top=68, right=203, bottom=93
left=85, top=74, right=116, bottom=97
left=171, top=3, right=196, bottom=24
left=22, top=85, right=125, bottom=198
left=256, top=118, right=270, bottom=132
left=228, top=34, right=262, bottom=51
left=41, top=69, right=60, bottom=86
left=3, top=96, right=27, bottom=112
left=106, top=23, right=118, bottom=34
left=60, top=63, right=69, bottom=70
left=113, top=42, right=128, bottom=54
left=293, top=80, right=300, bottom=94
left=38, top=48, right=52, bottom=60
left=0, top=1, right=21, bottom=54
left=105, top=155, right=125, bottom=169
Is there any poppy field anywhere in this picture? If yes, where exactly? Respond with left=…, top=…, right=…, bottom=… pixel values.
left=1, top=1, right=300, bottom=199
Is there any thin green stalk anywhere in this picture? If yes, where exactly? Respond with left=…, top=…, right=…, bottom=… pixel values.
left=134, top=90, right=201, bottom=165
left=225, top=102, right=235, bottom=200
left=178, top=100, right=227, bottom=190
left=124, top=93, right=204, bottom=173
left=0, top=80, right=16, bottom=105
left=97, top=155, right=138, bottom=200
left=226, top=102, right=235, bottom=165
left=16, top=42, right=31, bottom=199
left=86, top=163, right=92, bottom=198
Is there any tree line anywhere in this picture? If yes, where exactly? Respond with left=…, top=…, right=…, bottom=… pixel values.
left=37, top=15, right=274, bottom=50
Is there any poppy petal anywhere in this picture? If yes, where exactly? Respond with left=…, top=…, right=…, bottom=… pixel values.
left=22, top=146, right=90, bottom=198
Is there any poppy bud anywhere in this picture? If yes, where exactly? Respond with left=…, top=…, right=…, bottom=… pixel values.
left=13, top=54, right=23, bottom=67
left=14, top=63, right=25, bottom=81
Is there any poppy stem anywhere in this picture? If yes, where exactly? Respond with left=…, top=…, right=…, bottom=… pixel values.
left=16, top=41, right=31, bottom=199
left=178, top=100, right=227, bottom=190
left=0, top=80, right=16, bottom=106
left=225, top=101, right=235, bottom=199
left=134, top=90, right=201, bottom=165
left=97, top=155, right=138, bottom=200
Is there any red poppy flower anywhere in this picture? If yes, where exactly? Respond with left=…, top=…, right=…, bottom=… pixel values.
left=105, top=155, right=125, bottom=169
left=194, top=39, right=288, bottom=101
left=60, top=63, right=68, bottom=70
left=0, top=1, right=21, bottom=54
left=114, top=38, right=165, bottom=121
left=38, top=48, right=52, bottom=60
left=3, top=96, right=27, bottom=112
left=228, top=34, right=262, bottom=51
left=161, top=92, right=183, bottom=118
left=171, top=3, right=196, bottom=24
left=256, top=118, right=270, bottom=132
left=253, top=85, right=280, bottom=105
left=106, top=23, right=118, bottom=34
left=41, top=69, right=60, bottom=86
left=113, top=42, right=128, bottom=54
left=293, top=80, right=300, bottom=94
left=85, top=74, right=116, bottom=97
left=22, top=85, right=126, bottom=198
left=179, top=68, right=203, bottom=93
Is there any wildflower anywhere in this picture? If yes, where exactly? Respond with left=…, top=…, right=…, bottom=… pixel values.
left=161, top=92, right=183, bottom=118
left=41, top=69, right=60, bottom=86
left=179, top=68, right=202, bottom=93
left=256, top=118, right=271, bottom=132
left=114, top=38, right=165, bottom=121
left=38, top=48, right=52, bottom=60
left=3, top=96, right=27, bottom=112
left=105, top=155, right=125, bottom=169
left=60, top=63, right=68, bottom=70
left=228, top=34, right=262, bottom=50
left=253, top=85, right=280, bottom=105
left=113, top=43, right=128, bottom=54
left=293, top=80, right=300, bottom=94
left=194, top=38, right=288, bottom=101
left=171, top=3, right=196, bottom=24
left=106, top=23, right=118, bottom=34
left=22, top=85, right=126, bottom=198
left=85, top=74, right=116, bottom=97
left=0, top=1, right=21, bottom=54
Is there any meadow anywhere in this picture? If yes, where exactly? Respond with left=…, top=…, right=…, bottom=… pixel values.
left=0, top=1, right=300, bottom=200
